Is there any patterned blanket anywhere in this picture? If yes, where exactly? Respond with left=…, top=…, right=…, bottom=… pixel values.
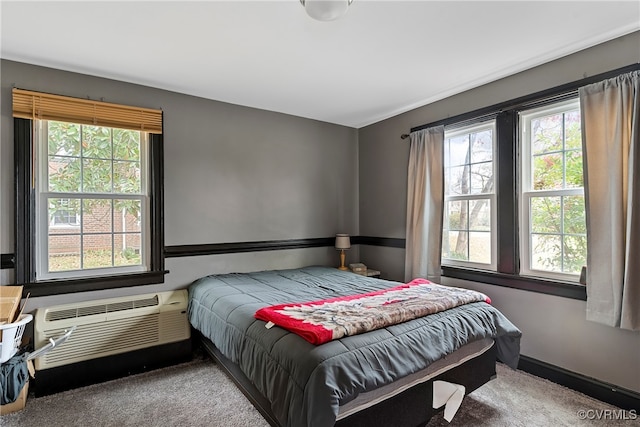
left=254, top=278, right=491, bottom=345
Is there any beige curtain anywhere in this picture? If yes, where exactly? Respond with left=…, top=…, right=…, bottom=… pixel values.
left=580, top=70, right=639, bottom=330
left=404, top=126, right=444, bottom=282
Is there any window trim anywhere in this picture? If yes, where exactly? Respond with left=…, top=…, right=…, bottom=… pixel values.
left=15, top=118, right=166, bottom=297
left=35, top=120, right=150, bottom=280
left=519, top=99, right=586, bottom=282
left=411, top=64, right=640, bottom=300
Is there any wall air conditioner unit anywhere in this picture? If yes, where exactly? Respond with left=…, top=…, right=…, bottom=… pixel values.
left=34, top=290, right=190, bottom=370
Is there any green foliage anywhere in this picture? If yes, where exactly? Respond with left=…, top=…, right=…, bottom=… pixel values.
left=530, top=196, right=586, bottom=274
left=533, top=153, right=563, bottom=190
left=531, top=197, right=561, bottom=233
left=528, top=110, right=586, bottom=275
left=565, top=150, right=583, bottom=188
left=46, top=121, right=142, bottom=220
left=48, top=121, right=80, bottom=156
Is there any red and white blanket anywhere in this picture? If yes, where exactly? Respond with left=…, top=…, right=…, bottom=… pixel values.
left=254, top=278, right=491, bottom=345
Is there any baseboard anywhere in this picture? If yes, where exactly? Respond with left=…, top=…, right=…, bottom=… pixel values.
left=33, top=339, right=192, bottom=397
left=518, top=355, right=640, bottom=411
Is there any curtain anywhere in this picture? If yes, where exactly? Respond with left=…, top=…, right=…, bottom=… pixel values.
left=404, top=126, right=444, bottom=282
left=580, top=70, right=639, bottom=330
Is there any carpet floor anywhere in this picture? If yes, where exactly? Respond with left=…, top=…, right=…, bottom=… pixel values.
left=1, top=354, right=637, bottom=427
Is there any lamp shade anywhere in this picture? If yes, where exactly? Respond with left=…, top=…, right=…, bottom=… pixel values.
left=335, top=234, right=351, bottom=250
left=301, top=0, right=352, bottom=22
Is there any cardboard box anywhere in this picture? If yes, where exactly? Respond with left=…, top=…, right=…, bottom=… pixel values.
left=0, top=381, right=28, bottom=415
left=0, top=286, right=23, bottom=340
left=0, top=286, right=23, bottom=325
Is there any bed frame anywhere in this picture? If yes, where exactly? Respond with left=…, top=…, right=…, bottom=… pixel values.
left=199, top=332, right=498, bottom=427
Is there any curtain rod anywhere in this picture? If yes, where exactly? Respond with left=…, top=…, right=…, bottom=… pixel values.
left=399, top=62, right=640, bottom=141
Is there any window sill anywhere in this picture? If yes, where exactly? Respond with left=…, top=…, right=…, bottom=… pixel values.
left=441, top=266, right=587, bottom=300
left=24, top=270, right=168, bottom=297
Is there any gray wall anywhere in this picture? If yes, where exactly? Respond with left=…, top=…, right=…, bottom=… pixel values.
left=357, top=31, right=640, bottom=393
left=0, top=60, right=359, bottom=309
left=2, top=32, right=638, bottom=394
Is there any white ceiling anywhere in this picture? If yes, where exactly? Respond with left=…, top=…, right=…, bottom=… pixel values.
left=1, top=1, right=639, bottom=128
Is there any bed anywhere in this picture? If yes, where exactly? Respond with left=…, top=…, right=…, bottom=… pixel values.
left=188, top=266, right=521, bottom=427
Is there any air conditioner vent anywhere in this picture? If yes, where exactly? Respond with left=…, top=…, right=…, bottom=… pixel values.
left=46, top=309, right=78, bottom=322
left=35, top=291, right=189, bottom=370
left=45, top=295, right=160, bottom=322
left=77, top=305, right=107, bottom=317
left=133, top=296, right=159, bottom=309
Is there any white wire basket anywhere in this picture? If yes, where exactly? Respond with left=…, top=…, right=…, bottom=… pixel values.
left=0, top=314, right=33, bottom=363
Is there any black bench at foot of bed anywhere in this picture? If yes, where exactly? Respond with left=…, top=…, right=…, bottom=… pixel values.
left=199, top=332, right=498, bottom=427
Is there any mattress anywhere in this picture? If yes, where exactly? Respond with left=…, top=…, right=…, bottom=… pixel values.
left=337, top=337, right=494, bottom=419
left=188, top=266, right=521, bottom=427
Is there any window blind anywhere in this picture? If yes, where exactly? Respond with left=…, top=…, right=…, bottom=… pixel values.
left=12, top=88, right=162, bottom=134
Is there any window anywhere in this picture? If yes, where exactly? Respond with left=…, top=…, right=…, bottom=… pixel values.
left=38, top=121, right=148, bottom=279
left=520, top=100, right=586, bottom=281
left=13, top=88, right=165, bottom=296
left=412, top=66, right=638, bottom=299
left=439, top=98, right=587, bottom=297
left=442, top=122, right=497, bottom=270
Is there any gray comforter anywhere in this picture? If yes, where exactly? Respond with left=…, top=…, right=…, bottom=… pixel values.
left=188, top=266, right=521, bottom=427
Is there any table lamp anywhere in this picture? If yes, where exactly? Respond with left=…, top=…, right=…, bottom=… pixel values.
left=335, top=234, right=351, bottom=271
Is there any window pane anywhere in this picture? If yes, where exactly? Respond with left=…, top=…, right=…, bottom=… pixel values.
left=531, top=234, right=562, bottom=272
left=444, top=167, right=451, bottom=195
left=469, top=231, right=491, bottom=264
left=565, top=150, right=583, bottom=188
left=83, top=159, right=112, bottom=193
left=48, top=121, right=80, bottom=157
left=113, top=129, right=140, bottom=161
left=49, top=198, right=80, bottom=226
left=82, top=125, right=112, bottom=159
left=114, top=234, right=142, bottom=266
left=469, top=200, right=490, bottom=231
left=83, top=235, right=113, bottom=269
left=470, top=162, right=493, bottom=194
left=564, top=110, right=581, bottom=150
left=445, top=231, right=468, bottom=261
left=530, top=197, right=561, bottom=233
left=83, top=199, right=112, bottom=233
left=447, top=134, right=469, bottom=166
left=563, top=196, right=586, bottom=234
left=447, top=200, right=467, bottom=230
left=533, top=153, right=563, bottom=190
left=563, top=235, right=587, bottom=274
left=49, top=234, right=80, bottom=272
left=115, top=200, right=141, bottom=233
left=470, top=130, right=492, bottom=163
left=449, top=166, right=469, bottom=195
left=442, top=229, right=449, bottom=259
left=49, top=156, right=81, bottom=192
left=113, top=161, right=141, bottom=193
left=532, top=113, right=563, bottom=154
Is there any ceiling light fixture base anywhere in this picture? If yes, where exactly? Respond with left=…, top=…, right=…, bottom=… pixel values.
left=300, top=0, right=354, bottom=22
